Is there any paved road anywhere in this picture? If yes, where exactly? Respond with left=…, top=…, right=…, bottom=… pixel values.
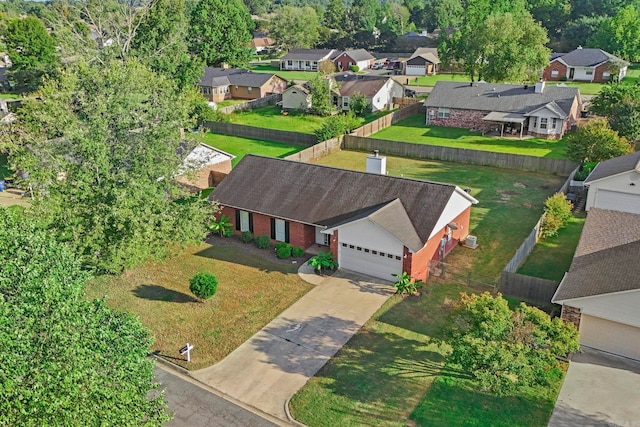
left=548, top=348, right=640, bottom=427
left=192, top=269, right=394, bottom=420
left=155, top=364, right=282, bottom=427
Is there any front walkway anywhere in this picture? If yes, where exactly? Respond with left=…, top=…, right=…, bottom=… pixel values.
left=192, top=267, right=394, bottom=420
left=548, top=348, right=640, bottom=427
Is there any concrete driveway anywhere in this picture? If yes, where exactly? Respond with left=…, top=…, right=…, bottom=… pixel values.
left=192, top=269, right=394, bottom=420
left=548, top=348, right=640, bottom=427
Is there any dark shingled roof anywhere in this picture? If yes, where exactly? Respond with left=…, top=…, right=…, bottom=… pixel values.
left=552, top=209, right=640, bottom=302
left=199, top=67, right=281, bottom=88
left=554, top=48, right=629, bottom=67
left=584, top=151, right=640, bottom=184
left=281, top=49, right=338, bottom=61
left=211, top=155, right=463, bottom=246
left=424, top=81, right=579, bottom=116
left=339, top=49, right=375, bottom=62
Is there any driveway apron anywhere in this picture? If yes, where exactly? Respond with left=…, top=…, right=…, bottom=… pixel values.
left=192, top=270, right=394, bottom=420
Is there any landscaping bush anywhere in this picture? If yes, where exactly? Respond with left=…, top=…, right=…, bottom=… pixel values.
left=276, top=244, right=292, bottom=259
left=208, top=215, right=232, bottom=236
left=349, top=92, right=370, bottom=117
left=349, top=64, right=360, bottom=72
left=392, top=272, right=422, bottom=295
left=222, top=228, right=234, bottom=238
left=540, top=193, right=573, bottom=239
left=189, top=272, right=218, bottom=301
left=573, top=161, right=598, bottom=181
left=308, top=251, right=338, bottom=272
left=255, top=235, right=271, bottom=249
left=291, top=246, right=305, bottom=257
left=240, top=231, right=253, bottom=243
left=314, top=112, right=360, bottom=142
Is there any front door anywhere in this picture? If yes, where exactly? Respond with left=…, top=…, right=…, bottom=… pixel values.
left=569, top=68, right=575, bottom=79
left=275, top=219, right=286, bottom=241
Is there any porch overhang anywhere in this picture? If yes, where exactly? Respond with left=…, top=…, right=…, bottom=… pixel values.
left=482, top=112, right=526, bottom=124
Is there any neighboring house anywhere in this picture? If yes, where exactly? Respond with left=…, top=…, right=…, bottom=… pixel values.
left=176, top=143, right=234, bottom=190
left=334, top=49, right=376, bottom=71
left=334, top=74, right=405, bottom=112
left=198, top=67, right=287, bottom=102
left=424, top=80, right=581, bottom=139
left=584, top=151, right=640, bottom=214
left=211, top=154, right=478, bottom=282
left=250, top=36, right=275, bottom=53
left=542, top=47, right=629, bottom=83
left=280, top=84, right=311, bottom=111
left=403, top=47, right=440, bottom=76
left=552, top=208, right=640, bottom=361
left=279, top=49, right=339, bottom=71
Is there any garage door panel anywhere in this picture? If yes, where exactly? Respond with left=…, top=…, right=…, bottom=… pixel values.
left=580, top=315, right=640, bottom=361
left=339, top=243, right=401, bottom=282
left=595, top=190, right=640, bottom=214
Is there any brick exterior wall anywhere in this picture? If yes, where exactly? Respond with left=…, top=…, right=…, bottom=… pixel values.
left=427, top=108, right=488, bottom=131
left=176, top=160, right=232, bottom=190
left=335, top=55, right=355, bottom=71
left=593, top=62, right=612, bottom=83
left=542, top=59, right=568, bottom=81
left=329, top=230, right=339, bottom=260
left=560, top=304, right=581, bottom=330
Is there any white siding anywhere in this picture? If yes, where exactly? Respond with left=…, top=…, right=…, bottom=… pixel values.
left=585, top=171, right=640, bottom=213
left=429, top=191, right=473, bottom=239
left=370, top=79, right=404, bottom=112
left=527, top=107, right=564, bottom=136
left=356, top=60, right=370, bottom=70
left=562, top=290, right=640, bottom=328
left=339, top=219, right=404, bottom=256
left=282, top=89, right=311, bottom=110
left=580, top=315, right=640, bottom=360
left=567, top=66, right=597, bottom=82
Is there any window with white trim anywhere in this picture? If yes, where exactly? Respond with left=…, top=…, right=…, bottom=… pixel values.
left=552, top=118, right=558, bottom=129
left=437, top=107, right=450, bottom=118
left=540, top=118, right=548, bottom=129
left=287, top=60, right=293, bottom=66
left=551, top=69, right=559, bottom=78
left=247, top=86, right=253, bottom=94
left=585, top=70, right=593, bottom=75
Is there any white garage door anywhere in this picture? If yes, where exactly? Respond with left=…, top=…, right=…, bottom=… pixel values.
left=594, top=190, right=640, bottom=214
left=405, top=65, right=425, bottom=76
left=338, top=242, right=402, bottom=282
left=580, top=315, right=640, bottom=361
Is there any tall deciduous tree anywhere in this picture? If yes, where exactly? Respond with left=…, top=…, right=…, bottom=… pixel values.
left=588, top=5, right=640, bottom=62
left=348, top=0, right=379, bottom=32
left=3, top=59, right=214, bottom=273
left=324, top=0, right=346, bottom=30
left=565, top=119, right=632, bottom=162
left=591, top=84, right=640, bottom=141
left=269, top=6, right=320, bottom=49
left=189, top=0, right=253, bottom=67
left=0, top=208, right=171, bottom=425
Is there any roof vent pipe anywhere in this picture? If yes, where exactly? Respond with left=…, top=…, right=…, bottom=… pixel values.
left=374, top=149, right=379, bottom=157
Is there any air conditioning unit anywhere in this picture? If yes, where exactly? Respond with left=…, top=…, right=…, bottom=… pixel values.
left=464, top=235, right=478, bottom=249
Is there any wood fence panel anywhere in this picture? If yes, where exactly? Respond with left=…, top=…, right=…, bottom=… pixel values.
left=203, top=122, right=317, bottom=146
left=284, top=136, right=343, bottom=162
left=218, top=93, right=282, bottom=114
left=498, top=272, right=559, bottom=305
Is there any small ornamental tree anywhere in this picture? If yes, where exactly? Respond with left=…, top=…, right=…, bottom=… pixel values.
left=565, top=119, right=632, bottom=163
left=209, top=215, right=232, bottom=236
left=448, top=292, right=579, bottom=396
left=349, top=92, right=370, bottom=117
left=540, top=193, right=573, bottom=239
left=189, top=272, right=218, bottom=301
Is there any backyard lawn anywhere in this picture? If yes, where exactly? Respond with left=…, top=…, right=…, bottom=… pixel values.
left=195, top=132, right=305, bottom=166
left=371, top=114, right=570, bottom=159
left=248, top=63, right=317, bottom=81
left=228, top=105, right=392, bottom=135
left=517, top=215, right=586, bottom=281
left=216, top=99, right=248, bottom=108
left=85, top=239, right=313, bottom=370
left=314, top=150, right=565, bottom=281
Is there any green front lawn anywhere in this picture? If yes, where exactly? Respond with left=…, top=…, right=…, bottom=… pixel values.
left=85, top=240, right=313, bottom=370
left=372, top=114, right=569, bottom=159
left=517, top=215, right=586, bottom=281
left=194, top=132, right=305, bottom=166
left=216, top=99, right=248, bottom=108
left=404, top=73, right=472, bottom=87
left=0, top=92, right=21, bottom=100
left=248, top=63, right=317, bottom=81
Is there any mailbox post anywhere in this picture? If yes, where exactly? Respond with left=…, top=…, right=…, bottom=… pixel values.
left=179, top=343, right=194, bottom=362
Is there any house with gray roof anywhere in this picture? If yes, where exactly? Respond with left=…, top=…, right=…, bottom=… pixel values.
left=211, top=154, right=478, bottom=282
left=403, top=47, right=440, bottom=76
left=333, top=49, right=375, bottom=71
left=198, top=67, right=287, bottom=103
left=542, top=47, right=629, bottom=83
left=552, top=208, right=640, bottom=361
left=424, top=80, right=581, bottom=139
left=279, top=49, right=340, bottom=71
left=333, top=74, right=405, bottom=112
left=584, top=151, right=640, bottom=214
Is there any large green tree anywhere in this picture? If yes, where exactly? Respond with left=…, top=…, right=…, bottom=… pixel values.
left=525, top=0, right=570, bottom=38
left=565, top=119, right=632, bottom=162
left=188, top=0, right=253, bottom=67
left=348, top=0, right=379, bottom=32
left=0, top=208, right=171, bottom=425
left=324, top=0, right=346, bottom=30
left=269, top=6, right=320, bottom=49
left=448, top=292, right=579, bottom=395
left=3, top=59, right=214, bottom=273
left=588, top=5, right=640, bottom=62
left=591, top=84, right=640, bottom=141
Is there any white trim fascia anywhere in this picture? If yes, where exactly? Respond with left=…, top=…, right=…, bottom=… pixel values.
left=585, top=168, right=640, bottom=185
left=454, top=186, right=479, bottom=204
left=553, top=287, right=640, bottom=306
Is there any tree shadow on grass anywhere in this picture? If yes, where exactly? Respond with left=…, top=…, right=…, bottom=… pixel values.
left=132, top=284, right=198, bottom=303
left=194, top=241, right=297, bottom=275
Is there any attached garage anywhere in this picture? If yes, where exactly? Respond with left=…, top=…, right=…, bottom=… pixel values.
left=593, top=189, right=640, bottom=214
left=580, top=315, right=640, bottom=361
left=338, top=242, right=402, bottom=282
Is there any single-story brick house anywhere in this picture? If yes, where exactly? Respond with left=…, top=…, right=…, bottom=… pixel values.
left=333, top=49, right=376, bottom=71
left=176, top=142, right=234, bottom=190
left=403, top=47, right=440, bottom=76
left=584, top=151, right=640, bottom=214
left=424, top=80, right=581, bottom=139
left=210, top=154, right=478, bottom=282
left=279, top=49, right=340, bottom=71
left=198, top=67, right=287, bottom=102
left=542, top=47, right=629, bottom=83
left=552, top=208, right=640, bottom=361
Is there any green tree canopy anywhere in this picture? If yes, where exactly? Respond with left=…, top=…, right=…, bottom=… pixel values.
left=188, top=0, right=253, bottom=67
left=591, top=84, right=640, bottom=141
left=4, top=15, right=57, bottom=70
left=588, top=5, right=640, bottom=62
left=3, top=59, right=214, bottom=273
left=565, top=119, right=632, bottom=162
left=448, top=292, right=579, bottom=395
left=269, top=6, right=320, bottom=49
left=0, top=208, right=171, bottom=425
left=348, top=0, right=379, bottom=32
left=324, top=0, right=346, bottom=30
left=308, top=73, right=334, bottom=116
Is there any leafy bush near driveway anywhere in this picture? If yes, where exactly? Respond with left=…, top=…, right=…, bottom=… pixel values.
left=392, top=272, right=422, bottom=295
left=308, top=251, right=338, bottom=272
left=189, top=272, right=218, bottom=301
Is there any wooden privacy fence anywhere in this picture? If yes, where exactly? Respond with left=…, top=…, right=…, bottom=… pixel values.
left=203, top=121, right=316, bottom=146
left=498, top=272, right=559, bottom=305
left=503, top=214, right=545, bottom=273
left=343, top=135, right=578, bottom=174
left=218, top=93, right=282, bottom=114
left=284, top=136, right=343, bottom=162
left=350, top=103, right=424, bottom=137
